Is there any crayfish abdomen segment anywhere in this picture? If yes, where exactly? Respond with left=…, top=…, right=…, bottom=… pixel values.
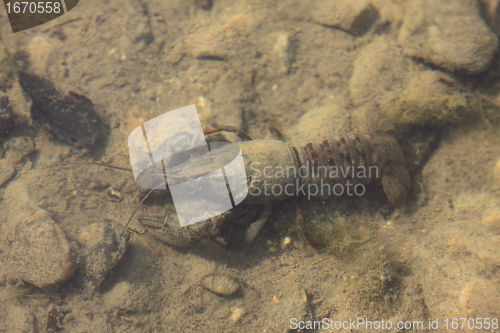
left=240, top=133, right=410, bottom=207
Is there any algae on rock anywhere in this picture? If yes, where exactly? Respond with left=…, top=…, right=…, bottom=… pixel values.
left=296, top=201, right=402, bottom=312
left=379, top=71, right=484, bottom=128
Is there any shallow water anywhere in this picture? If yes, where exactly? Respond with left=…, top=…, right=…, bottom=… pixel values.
left=1, top=0, right=500, bottom=332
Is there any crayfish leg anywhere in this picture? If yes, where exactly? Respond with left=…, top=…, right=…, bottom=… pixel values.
left=139, top=215, right=197, bottom=247
left=203, top=124, right=250, bottom=143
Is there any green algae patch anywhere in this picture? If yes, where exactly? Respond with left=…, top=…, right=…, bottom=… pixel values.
left=342, top=241, right=402, bottom=311
left=294, top=201, right=403, bottom=312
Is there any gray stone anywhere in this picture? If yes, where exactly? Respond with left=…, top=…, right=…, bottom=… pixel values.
left=201, top=273, right=240, bottom=296
left=76, top=220, right=129, bottom=293
left=311, top=0, right=378, bottom=36
left=398, top=0, right=498, bottom=74
left=349, top=36, right=484, bottom=131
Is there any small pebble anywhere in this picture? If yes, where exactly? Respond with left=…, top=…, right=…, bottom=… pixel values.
left=281, top=236, right=293, bottom=251
left=272, top=292, right=283, bottom=304
left=201, top=273, right=240, bottom=296
left=229, top=307, right=246, bottom=322
left=106, top=187, right=123, bottom=202
left=213, top=306, right=232, bottom=319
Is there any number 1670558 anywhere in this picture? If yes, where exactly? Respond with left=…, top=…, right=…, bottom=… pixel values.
left=5, top=1, right=61, bottom=14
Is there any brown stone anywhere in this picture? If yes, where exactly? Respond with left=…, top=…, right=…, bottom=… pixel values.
left=6, top=208, right=76, bottom=292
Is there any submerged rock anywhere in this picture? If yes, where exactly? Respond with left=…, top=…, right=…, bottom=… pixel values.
left=201, top=273, right=240, bottom=297
left=195, top=0, right=213, bottom=10
left=17, top=71, right=102, bottom=146
left=414, top=220, right=500, bottom=321
left=6, top=208, right=76, bottom=292
left=350, top=37, right=484, bottom=130
left=284, top=103, right=351, bottom=143
left=76, top=220, right=129, bottom=293
left=349, top=37, right=419, bottom=107
left=379, top=70, right=483, bottom=128
left=398, top=0, right=498, bottom=74
left=311, top=0, right=378, bottom=36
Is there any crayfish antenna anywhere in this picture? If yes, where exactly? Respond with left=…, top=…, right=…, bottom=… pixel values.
left=122, top=187, right=160, bottom=234
left=86, top=162, right=132, bottom=172
left=87, top=161, right=172, bottom=239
